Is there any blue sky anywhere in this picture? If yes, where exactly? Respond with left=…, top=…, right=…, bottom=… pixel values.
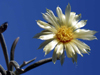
left=0, top=0, right=99, bottom=75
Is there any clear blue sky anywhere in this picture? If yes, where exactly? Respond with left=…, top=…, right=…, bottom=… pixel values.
left=0, top=0, right=99, bottom=75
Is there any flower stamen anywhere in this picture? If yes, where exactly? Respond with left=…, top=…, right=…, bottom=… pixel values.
left=56, top=26, right=73, bottom=43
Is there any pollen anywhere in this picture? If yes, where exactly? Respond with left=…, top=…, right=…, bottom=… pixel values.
left=56, top=26, right=73, bottom=43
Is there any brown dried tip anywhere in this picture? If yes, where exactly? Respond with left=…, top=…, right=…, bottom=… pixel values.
left=0, top=22, right=8, bottom=33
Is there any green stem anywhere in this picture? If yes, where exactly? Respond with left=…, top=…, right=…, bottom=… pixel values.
left=0, top=33, right=9, bottom=70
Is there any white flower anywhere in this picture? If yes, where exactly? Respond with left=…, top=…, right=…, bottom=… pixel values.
left=34, top=4, right=97, bottom=65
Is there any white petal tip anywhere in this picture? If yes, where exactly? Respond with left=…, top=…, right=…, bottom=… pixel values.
left=85, top=20, right=87, bottom=22
left=36, top=20, right=40, bottom=22
left=57, top=5, right=59, bottom=6
left=94, top=31, right=98, bottom=34
left=68, top=3, right=71, bottom=6
left=41, top=13, right=44, bottom=15
left=87, top=53, right=90, bottom=55
left=46, top=8, right=49, bottom=11
left=95, top=38, right=98, bottom=40
left=81, top=54, right=83, bottom=57
left=56, top=6, right=60, bottom=9
left=78, top=14, right=81, bottom=17
left=17, top=37, right=20, bottom=39
left=53, top=61, right=56, bottom=64
left=35, top=20, right=38, bottom=22
left=67, top=3, right=71, bottom=9
left=44, top=53, right=47, bottom=56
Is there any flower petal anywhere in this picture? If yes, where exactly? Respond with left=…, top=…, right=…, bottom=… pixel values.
left=65, top=43, right=75, bottom=58
left=74, top=14, right=81, bottom=21
left=76, top=35, right=97, bottom=40
left=37, top=20, right=57, bottom=33
left=74, top=20, right=87, bottom=29
left=68, top=12, right=76, bottom=26
left=38, top=39, right=54, bottom=49
left=72, top=52, right=77, bottom=63
left=74, top=29, right=97, bottom=40
left=70, top=42, right=83, bottom=57
left=65, top=3, right=71, bottom=25
left=33, top=31, right=52, bottom=38
left=56, top=43, right=64, bottom=55
left=42, top=13, right=59, bottom=29
left=43, top=40, right=58, bottom=55
left=52, top=46, right=57, bottom=64
left=60, top=52, right=65, bottom=65
left=70, top=14, right=81, bottom=29
left=56, top=6, right=65, bottom=25
left=39, top=34, right=55, bottom=40
left=74, top=29, right=97, bottom=35
left=41, top=30, right=51, bottom=33
left=72, top=39, right=90, bottom=50
left=46, top=8, right=60, bottom=26
left=79, top=35, right=97, bottom=40
left=72, top=39, right=89, bottom=54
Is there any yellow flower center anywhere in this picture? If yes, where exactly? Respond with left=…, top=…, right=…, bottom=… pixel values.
left=56, top=26, right=73, bottom=43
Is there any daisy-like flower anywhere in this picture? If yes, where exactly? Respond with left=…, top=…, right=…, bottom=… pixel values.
left=34, top=4, right=97, bottom=65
